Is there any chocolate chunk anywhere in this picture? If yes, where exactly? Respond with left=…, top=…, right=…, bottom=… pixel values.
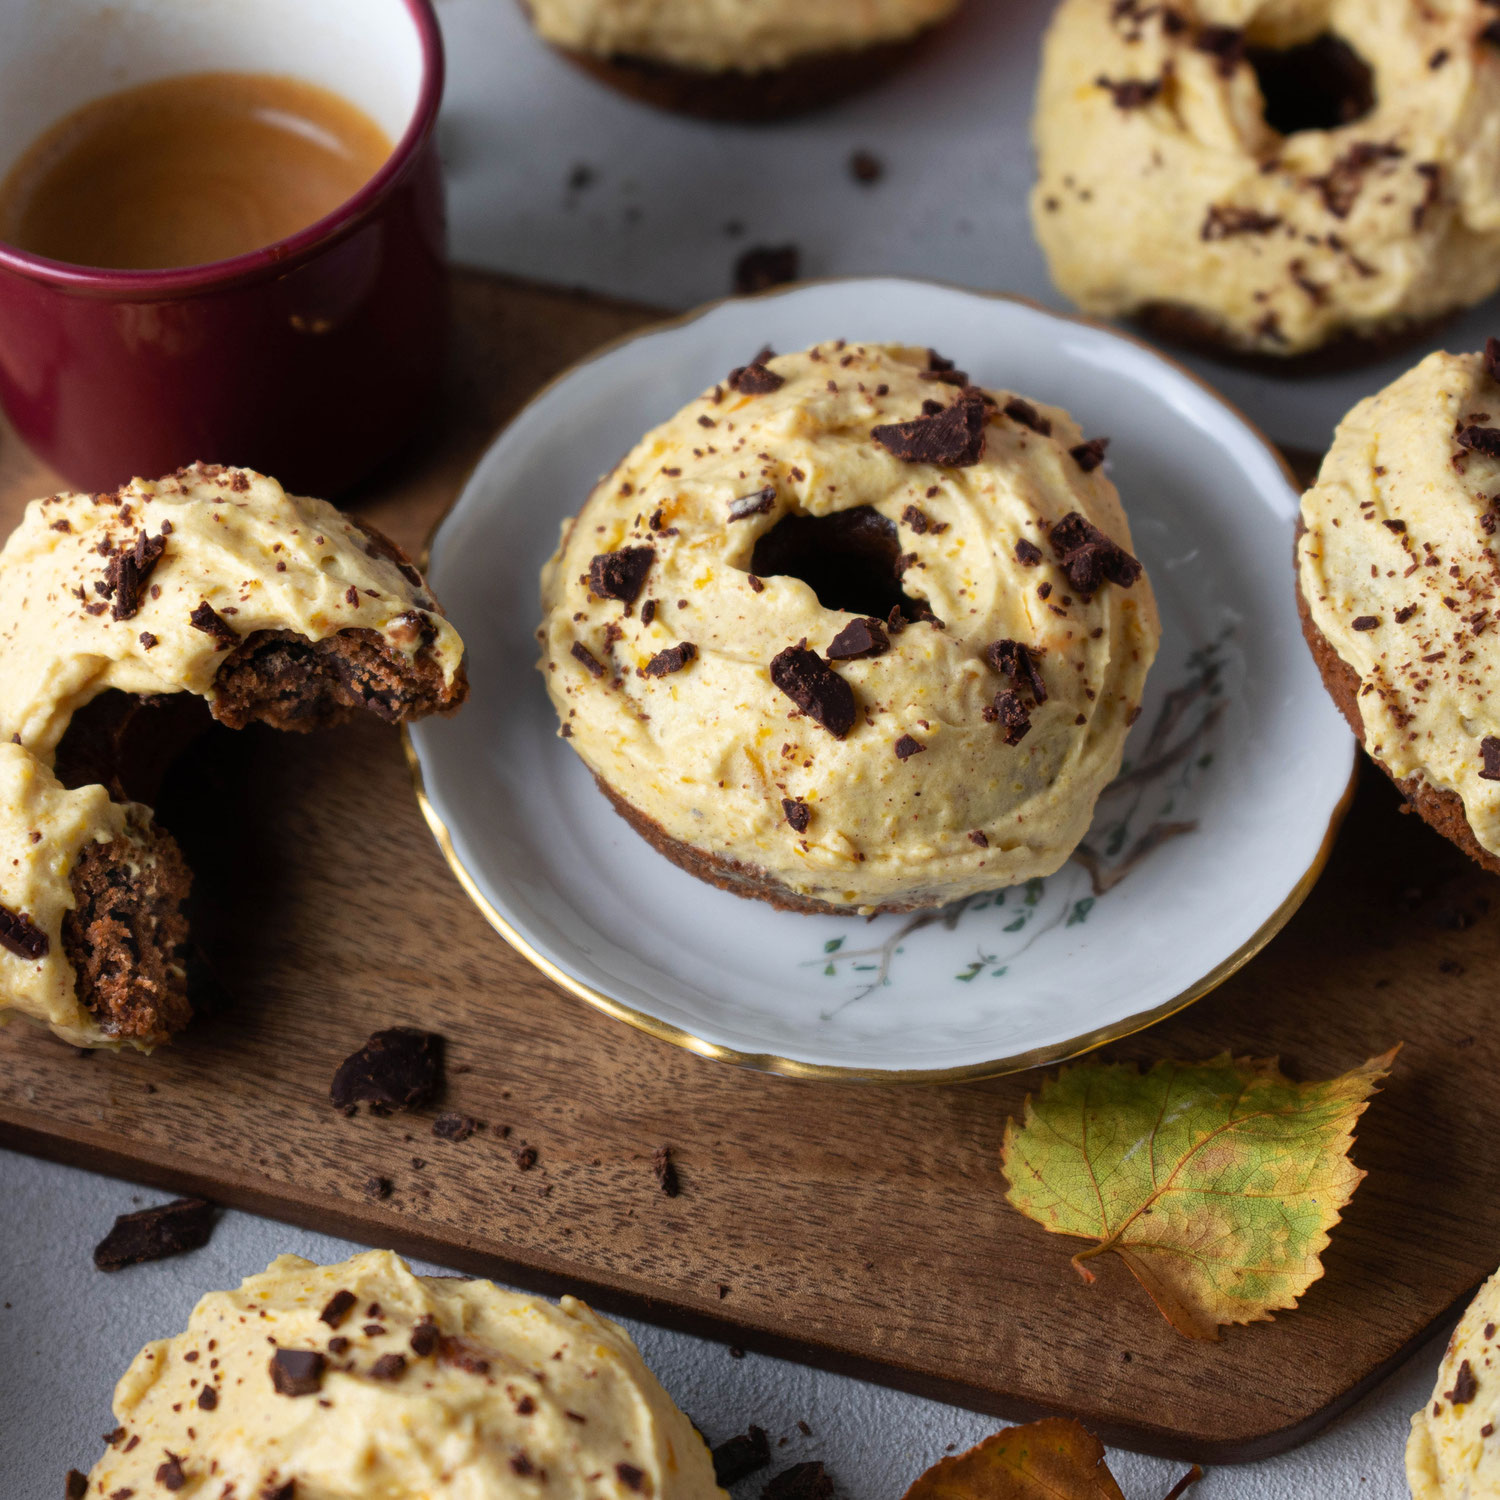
left=1457, top=426, right=1500, bottom=459
left=617, top=1464, right=647, bottom=1493
left=370, top=1353, right=407, bottom=1381
left=269, top=1349, right=326, bottom=1397
left=901, top=504, right=931, bottom=533
left=985, top=690, right=1033, bottom=745
left=101, top=531, right=168, bottom=621
left=1014, top=537, right=1044, bottom=567
left=320, top=1290, right=357, bottom=1328
left=1351, top=615, right=1380, bottom=631
left=1448, top=1360, right=1480, bottom=1405
left=770, top=643, right=856, bottom=737
left=969, top=830, right=989, bottom=848
left=589, top=547, right=654, bottom=605
left=730, top=486, right=777, bottom=521
left=571, top=641, right=606, bottom=679
left=728, top=355, right=785, bottom=395
left=986, top=639, right=1048, bottom=705
left=894, top=734, right=926, bottom=760
left=734, top=245, right=799, bottom=295
left=1003, top=398, right=1051, bottom=436
left=652, top=1144, right=681, bottom=1197
left=849, top=150, right=884, bottom=184
left=93, top=1198, right=214, bottom=1271
left=1487, top=337, right=1500, bottom=385
left=1201, top=203, right=1281, bottom=240
left=188, top=600, right=237, bottom=649
left=873, top=388, right=987, bottom=468
left=826, top=617, right=889, bottom=661
left=641, top=643, right=697, bottom=679
left=410, top=1318, right=440, bottom=1357
left=197, top=1385, right=218, bottom=1410
left=1049, top=511, right=1143, bottom=594
left=66, top=1472, right=88, bottom=1500
left=155, top=1455, right=187, bottom=1492
left=1070, top=437, right=1110, bottom=472
left=433, top=1112, right=479, bottom=1142
left=764, top=1461, right=834, bottom=1500
left=329, top=1027, right=443, bottom=1115
left=713, top=1426, right=771, bottom=1488
left=1481, top=736, right=1500, bottom=781
left=782, top=798, right=811, bottom=833
left=0, top=903, right=48, bottom=960
left=1096, top=75, right=1161, bottom=109
left=438, top=1334, right=492, bottom=1374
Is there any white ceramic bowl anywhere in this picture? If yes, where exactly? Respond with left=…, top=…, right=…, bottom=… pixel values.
left=407, top=277, right=1356, bottom=1081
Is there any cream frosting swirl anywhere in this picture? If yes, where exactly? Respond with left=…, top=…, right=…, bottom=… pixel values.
left=538, top=342, right=1159, bottom=912
left=1408, top=1267, right=1500, bottom=1500
left=524, top=0, right=961, bottom=72
left=1032, top=0, right=1500, bottom=355
left=1298, top=349, right=1500, bottom=855
left=82, top=1249, right=726, bottom=1500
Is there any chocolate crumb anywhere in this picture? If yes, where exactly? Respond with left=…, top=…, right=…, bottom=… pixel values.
left=571, top=641, right=606, bottom=678
left=782, top=798, right=811, bottom=833
left=370, top=1353, right=407, bottom=1381
left=320, top=1290, right=357, bottom=1328
left=1351, top=615, right=1380, bottom=631
left=616, top=1464, right=647, bottom=1493
left=155, top=1454, right=187, bottom=1492
left=747, top=575, right=765, bottom=593
left=734, top=245, right=799, bottom=295
left=642, top=643, right=697, bottom=678
left=187, top=600, right=237, bottom=649
left=770, top=643, right=856, bottom=737
left=969, top=831, right=988, bottom=847
left=1003, top=398, right=1052, bottom=436
left=1014, top=537, right=1044, bottom=567
left=985, top=689, right=1033, bottom=745
left=94, top=1198, right=214, bottom=1272
left=329, top=1028, right=443, bottom=1115
left=652, top=1145, right=681, bottom=1197
left=728, top=351, right=785, bottom=395
left=364, top=1176, right=392, bottom=1200
left=514, top=1146, right=538, bottom=1171
left=985, top=639, right=1048, bottom=705
left=197, top=1385, right=218, bottom=1411
left=713, top=1426, right=771, bottom=1488
left=1448, top=1360, right=1480, bottom=1405
left=409, top=1318, right=440, bottom=1357
left=1457, top=425, right=1500, bottom=459
left=1069, top=437, right=1110, bottom=473
left=894, top=734, right=926, bottom=760
left=589, top=547, right=655, bottom=605
left=730, top=486, right=777, bottom=521
left=269, top=1349, right=326, bottom=1397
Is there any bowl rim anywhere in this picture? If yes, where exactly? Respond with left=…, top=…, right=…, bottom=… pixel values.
left=405, top=273, right=1361, bottom=1084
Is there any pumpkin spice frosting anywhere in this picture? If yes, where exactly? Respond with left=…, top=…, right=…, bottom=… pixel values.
left=538, top=342, right=1159, bottom=914
left=78, top=1250, right=726, bottom=1500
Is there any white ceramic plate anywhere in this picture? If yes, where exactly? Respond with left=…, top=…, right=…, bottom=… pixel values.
left=407, top=277, right=1356, bottom=1081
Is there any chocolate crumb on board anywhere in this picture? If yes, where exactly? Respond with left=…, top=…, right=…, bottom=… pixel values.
left=187, top=600, right=238, bottom=649
left=1003, top=397, right=1052, bottom=436
left=320, top=1290, right=357, bottom=1328
left=713, top=1425, right=771, bottom=1488
left=0, top=902, right=48, bottom=960
left=652, top=1144, right=681, bottom=1197
left=894, top=734, right=926, bottom=760
left=433, top=1111, right=481, bottom=1142
left=728, top=349, right=785, bottom=395
left=826, top=617, right=889, bottom=661
left=66, top=1470, right=88, bottom=1500
left=329, top=1027, right=444, bottom=1115
left=364, top=1175, right=393, bottom=1200
left=770, top=643, right=857, bottom=737
left=101, top=530, right=168, bottom=621
left=589, top=547, right=655, bottom=605
left=782, top=798, right=811, bottom=833
left=642, top=643, right=697, bottom=678
left=514, top=1145, right=539, bottom=1171
left=93, top=1197, right=215, bottom=1272
left=269, top=1348, right=326, bottom=1397
left=763, top=1461, right=835, bottom=1500
left=1049, top=512, right=1143, bottom=595
left=872, top=388, right=987, bottom=467
left=734, top=245, right=800, bottom=295
left=1069, top=437, right=1110, bottom=472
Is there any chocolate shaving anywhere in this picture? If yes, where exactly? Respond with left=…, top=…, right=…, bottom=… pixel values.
left=712, top=1426, right=771, bottom=1488
left=872, top=389, right=987, bottom=468
left=433, top=1112, right=480, bottom=1142
left=642, top=642, right=697, bottom=678
left=329, top=1027, right=443, bottom=1115
left=894, top=734, right=926, bottom=760
left=188, top=601, right=237, bottom=649
left=1070, top=437, right=1110, bottom=473
left=269, top=1349, right=326, bottom=1397
left=729, top=486, right=776, bottom=520
left=1457, top=425, right=1500, bottom=459
left=770, top=643, right=856, bottom=737
left=1481, top=736, right=1500, bottom=781
left=93, top=1198, right=214, bottom=1271
left=1049, top=511, right=1143, bottom=594
left=826, top=617, right=889, bottom=661
left=0, top=903, right=48, bottom=960
left=100, top=531, right=168, bottom=621
left=320, top=1290, right=357, bottom=1328
left=652, top=1145, right=681, bottom=1197
left=1003, top=398, right=1052, bottom=436
left=986, top=639, right=1048, bottom=705
left=589, top=547, right=654, bottom=605
left=782, top=798, right=811, bottom=833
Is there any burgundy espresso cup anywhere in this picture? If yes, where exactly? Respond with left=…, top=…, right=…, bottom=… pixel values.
left=0, top=0, right=447, bottom=498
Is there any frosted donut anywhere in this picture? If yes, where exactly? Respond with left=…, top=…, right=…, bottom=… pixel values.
left=0, top=463, right=467, bottom=1049
left=538, top=342, right=1160, bottom=915
left=1032, top=0, right=1500, bottom=359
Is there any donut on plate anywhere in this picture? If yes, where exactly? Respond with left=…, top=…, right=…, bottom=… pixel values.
left=538, top=342, right=1159, bottom=916
left=0, top=462, right=467, bottom=1049
left=518, top=0, right=965, bottom=120
left=1297, top=344, right=1500, bottom=873
left=77, top=1249, right=725, bottom=1500
left=1032, top=0, right=1500, bottom=361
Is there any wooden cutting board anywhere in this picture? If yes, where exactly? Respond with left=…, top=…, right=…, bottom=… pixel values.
left=0, top=267, right=1494, bottom=1465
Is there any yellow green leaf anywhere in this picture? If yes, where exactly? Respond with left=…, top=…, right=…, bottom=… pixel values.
left=1001, top=1047, right=1399, bottom=1339
left=901, top=1418, right=1127, bottom=1500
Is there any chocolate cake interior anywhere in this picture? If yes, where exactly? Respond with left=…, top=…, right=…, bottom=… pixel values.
left=1248, top=33, right=1374, bottom=136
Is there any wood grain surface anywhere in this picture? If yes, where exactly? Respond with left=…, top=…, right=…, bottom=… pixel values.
left=0, top=268, right=1494, bottom=1464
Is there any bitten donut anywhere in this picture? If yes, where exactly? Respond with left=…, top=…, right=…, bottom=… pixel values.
left=1297, top=345, right=1500, bottom=873
left=519, top=0, right=964, bottom=120
left=1407, top=1266, right=1500, bottom=1499
left=538, top=342, right=1160, bottom=915
left=1033, top=0, right=1500, bottom=360
left=0, top=462, right=467, bottom=1049
left=77, top=1249, right=725, bottom=1500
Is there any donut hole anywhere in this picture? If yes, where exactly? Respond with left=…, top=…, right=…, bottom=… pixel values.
left=749, top=506, right=933, bottom=624
left=1247, top=33, right=1374, bottom=136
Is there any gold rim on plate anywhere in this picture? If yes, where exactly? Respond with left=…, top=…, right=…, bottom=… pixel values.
left=403, top=275, right=1359, bottom=1085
